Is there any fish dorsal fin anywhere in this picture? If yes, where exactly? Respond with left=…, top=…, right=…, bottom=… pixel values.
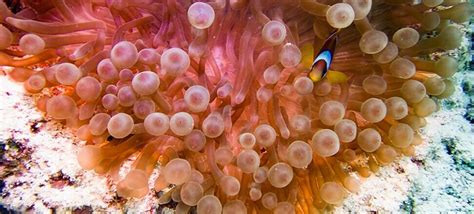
left=314, top=29, right=340, bottom=58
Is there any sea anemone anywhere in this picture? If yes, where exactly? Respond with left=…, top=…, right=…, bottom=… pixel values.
left=0, top=0, right=471, bottom=213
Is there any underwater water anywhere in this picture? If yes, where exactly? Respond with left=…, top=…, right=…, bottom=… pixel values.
left=0, top=0, right=472, bottom=213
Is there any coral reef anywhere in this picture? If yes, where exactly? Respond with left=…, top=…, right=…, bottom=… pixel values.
left=0, top=0, right=472, bottom=213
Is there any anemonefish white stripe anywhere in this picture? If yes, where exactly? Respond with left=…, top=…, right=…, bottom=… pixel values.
left=310, top=49, right=333, bottom=72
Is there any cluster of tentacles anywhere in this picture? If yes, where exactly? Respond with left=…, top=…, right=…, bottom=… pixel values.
left=0, top=0, right=471, bottom=213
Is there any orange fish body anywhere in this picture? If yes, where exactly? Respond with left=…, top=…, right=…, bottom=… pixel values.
left=308, top=30, right=339, bottom=82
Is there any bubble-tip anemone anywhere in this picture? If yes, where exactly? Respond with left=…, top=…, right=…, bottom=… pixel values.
left=0, top=0, right=471, bottom=212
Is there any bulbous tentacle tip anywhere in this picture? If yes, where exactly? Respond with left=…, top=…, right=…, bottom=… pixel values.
left=188, top=2, right=216, bottom=29
left=326, top=3, right=355, bottom=29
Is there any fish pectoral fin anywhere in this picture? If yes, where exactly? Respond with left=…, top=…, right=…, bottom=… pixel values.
left=309, top=69, right=323, bottom=82
left=326, top=70, right=348, bottom=84
left=300, top=43, right=314, bottom=68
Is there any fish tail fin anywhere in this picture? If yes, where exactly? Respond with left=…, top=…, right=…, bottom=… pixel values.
left=326, top=70, right=348, bottom=84
left=300, top=43, right=314, bottom=68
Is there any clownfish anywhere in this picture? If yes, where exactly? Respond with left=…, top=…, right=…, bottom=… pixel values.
left=301, top=30, right=348, bottom=84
